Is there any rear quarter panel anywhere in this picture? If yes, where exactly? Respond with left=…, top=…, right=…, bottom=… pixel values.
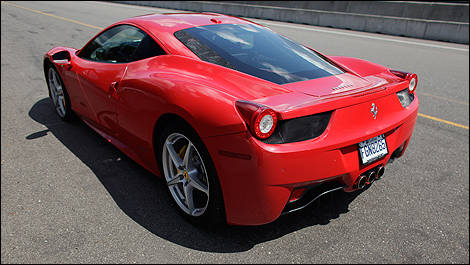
left=328, top=56, right=392, bottom=77
left=114, top=55, right=253, bottom=173
left=117, top=55, right=248, bottom=138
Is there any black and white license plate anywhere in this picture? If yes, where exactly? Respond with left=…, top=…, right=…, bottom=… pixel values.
left=358, top=134, right=388, bottom=164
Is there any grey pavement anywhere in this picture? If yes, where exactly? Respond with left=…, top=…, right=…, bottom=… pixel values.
left=1, top=1, right=469, bottom=263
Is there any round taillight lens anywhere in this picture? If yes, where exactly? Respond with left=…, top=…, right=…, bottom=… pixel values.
left=253, top=109, right=277, bottom=139
left=408, top=77, right=416, bottom=93
left=407, top=73, right=418, bottom=94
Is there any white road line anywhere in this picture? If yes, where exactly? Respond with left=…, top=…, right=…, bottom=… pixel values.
left=250, top=21, right=469, bottom=52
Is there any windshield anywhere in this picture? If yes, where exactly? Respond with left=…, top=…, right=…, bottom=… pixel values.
left=174, top=24, right=343, bottom=85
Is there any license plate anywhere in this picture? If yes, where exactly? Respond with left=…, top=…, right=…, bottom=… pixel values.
left=358, top=134, right=388, bottom=164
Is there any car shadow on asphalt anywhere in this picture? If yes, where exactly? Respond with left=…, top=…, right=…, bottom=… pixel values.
left=28, top=98, right=366, bottom=253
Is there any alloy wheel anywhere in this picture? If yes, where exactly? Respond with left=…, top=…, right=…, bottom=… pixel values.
left=48, top=68, right=66, bottom=118
left=162, top=132, right=210, bottom=216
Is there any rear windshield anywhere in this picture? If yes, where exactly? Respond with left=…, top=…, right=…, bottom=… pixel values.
left=174, top=24, right=343, bottom=85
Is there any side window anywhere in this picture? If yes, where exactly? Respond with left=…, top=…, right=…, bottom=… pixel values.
left=78, top=25, right=165, bottom=63
left=132, top=34, right=166, bottom=61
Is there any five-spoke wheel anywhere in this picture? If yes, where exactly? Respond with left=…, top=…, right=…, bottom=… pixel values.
left=159, top=122, right=225, bottom=225
left=162, top=133, right=210, bottom=216
left=46, top=65, right=73, bottom=121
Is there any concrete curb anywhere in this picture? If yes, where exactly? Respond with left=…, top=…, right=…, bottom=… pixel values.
left=113, top=1, right=469, bottom=44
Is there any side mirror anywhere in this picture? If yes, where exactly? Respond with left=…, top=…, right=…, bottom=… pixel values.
left=51, top=50, right=71, bottom=66
left=53, top=59, right=70, bottom=66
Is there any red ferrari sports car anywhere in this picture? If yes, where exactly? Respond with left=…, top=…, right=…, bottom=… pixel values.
left=43, top=12, right=419, bottom=226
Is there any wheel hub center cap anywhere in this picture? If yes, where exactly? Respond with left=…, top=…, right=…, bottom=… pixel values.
left=183, top=170, right=189, bottom=181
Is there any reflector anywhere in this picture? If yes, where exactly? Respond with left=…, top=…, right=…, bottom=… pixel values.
left=289, top=188, right=307, bottom=202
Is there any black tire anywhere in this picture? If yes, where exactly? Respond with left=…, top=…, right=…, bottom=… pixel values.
left=157, top=120, right=226, bottom=227
left=45, top=62, right=74, bottom=122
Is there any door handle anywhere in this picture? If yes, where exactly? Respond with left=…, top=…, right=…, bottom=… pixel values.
left=108, top=81, right=120, bottom=99
left=110, top=81, right=119, bottom=92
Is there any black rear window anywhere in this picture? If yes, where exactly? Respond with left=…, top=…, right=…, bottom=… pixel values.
left=174, top=24, right=343, bottom=85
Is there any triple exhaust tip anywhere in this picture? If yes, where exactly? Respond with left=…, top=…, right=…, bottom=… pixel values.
left=356, top=166, right=385, bottom=190
left=366, top=170, right=376, bottom=184
left=376, top=166, right=385, bottom=179
left=357, top=175, right=367, bottom=189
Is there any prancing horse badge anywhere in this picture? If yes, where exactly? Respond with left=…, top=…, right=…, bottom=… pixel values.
left=371, top=103, right=378, bottom=119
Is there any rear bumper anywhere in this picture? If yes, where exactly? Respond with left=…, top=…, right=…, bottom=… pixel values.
left=203, top=93, right=419, bottom=225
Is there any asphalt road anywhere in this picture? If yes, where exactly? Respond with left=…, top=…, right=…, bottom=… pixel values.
left=1, top=1, right=469, bottom=263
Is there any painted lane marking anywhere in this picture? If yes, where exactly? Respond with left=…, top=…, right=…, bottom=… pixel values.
left=256, top=21, right=469, bottom=52
left=2, top=1, right=103, bottom=30
left=418, top=113, right=469, bottom=130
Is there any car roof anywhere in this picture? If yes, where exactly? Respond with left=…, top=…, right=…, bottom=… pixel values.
left=121, top=12, right=256, bottom=34
left=114, top=12, right=261, bottom=57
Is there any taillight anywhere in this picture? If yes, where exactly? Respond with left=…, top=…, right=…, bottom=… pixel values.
left=390, top=70, right=418, bottom=94
left=235, top=100, right=278, bottom=139
left=407, top=74, right=417, bottom=94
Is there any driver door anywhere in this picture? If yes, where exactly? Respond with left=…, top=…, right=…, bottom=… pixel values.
left=74, top=24, right=146, bottom=135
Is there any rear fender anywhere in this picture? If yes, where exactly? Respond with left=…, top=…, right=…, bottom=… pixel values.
left=327, top=56, right=390, bottom=77
left=115, top=60, right=250, bottom=172
left=147, top=78, right=247, bottom=139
